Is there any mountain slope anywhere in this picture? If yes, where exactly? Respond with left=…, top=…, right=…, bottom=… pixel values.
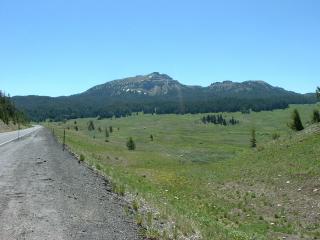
left=12, top=73, right=316, bottom=121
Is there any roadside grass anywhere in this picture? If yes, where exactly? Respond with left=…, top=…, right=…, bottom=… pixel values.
left=44, top=104, right=320, bottom=239
left=0, top=120, right=31, bottom=133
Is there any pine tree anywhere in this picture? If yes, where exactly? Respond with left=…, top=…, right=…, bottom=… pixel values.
left=87, top=120, right=95, bottom=131
left=109, top=126, right=113, bottom=133
left=126, top=137, right=135, bottom=150
left=105, top=128, right=109, bottom=138
left=312, top=109, right=320, bottom=123
left=201, top=116, right=206, bottom=124
left=316, top=87, right=320, bottom=99
left=289, top=109, right=304, bottom=131
left=223, top=119, right=227, bottom=126
left=250, top=129, right=257, bottom=148
left=150, top=134, right=153, bottom=141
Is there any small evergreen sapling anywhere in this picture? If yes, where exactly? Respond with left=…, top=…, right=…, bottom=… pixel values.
left=312, top=109, right=320, bottom=123
left=87, top=120, right=95, bottom=131
left=126, top=137, right=135, bottom=150
left=250, top=129, right=257, bottom=148
left=289, top=109, right=304, bottom=131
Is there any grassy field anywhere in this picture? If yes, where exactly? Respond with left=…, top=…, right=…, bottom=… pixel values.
left=45, top=104, right=320, bottom=240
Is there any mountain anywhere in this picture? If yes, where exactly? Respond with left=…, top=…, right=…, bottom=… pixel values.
left=84, top=72, right=189, bottom=96
left=12, top=72, right=316, bottom=121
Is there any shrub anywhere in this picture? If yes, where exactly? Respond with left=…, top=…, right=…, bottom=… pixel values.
left=132, top=199, right=139, bottom=211
left=80, top=154, right=85, bottom=161
left=126, top=137, right=136, bottom=150
left=312, top=109, right=320, bottom=123
left=96, top=164, right=101, bottom=170
left=87, top=120, right=95, bottom=131
left=289, top=109, right=304, bottom=131
left=136, top=214, right=143, bottom=226
left=119, top=184, right=125, bottom=196
left=272, top=132, right=280, bottom=140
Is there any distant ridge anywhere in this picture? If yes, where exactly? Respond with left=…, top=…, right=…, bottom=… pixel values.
left=12, top=72, right=316, bottom=121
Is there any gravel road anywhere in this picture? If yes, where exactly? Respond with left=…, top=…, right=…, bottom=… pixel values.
left=0, top=126, right=141, bottom=240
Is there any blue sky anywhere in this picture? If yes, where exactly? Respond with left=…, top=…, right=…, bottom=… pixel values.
left=0, top=0, right=319, bottom=96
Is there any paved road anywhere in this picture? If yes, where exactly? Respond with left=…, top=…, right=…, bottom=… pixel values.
left=0, top=127, right=141, bottom=240
left=0, top=125, right=41, bottom=146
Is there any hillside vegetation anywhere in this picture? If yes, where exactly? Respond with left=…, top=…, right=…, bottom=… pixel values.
left=14, top=72, right=316, bottom=121
left=0, top=91, right=28, bottom=131
left=45, top=104, right=320, bottom=239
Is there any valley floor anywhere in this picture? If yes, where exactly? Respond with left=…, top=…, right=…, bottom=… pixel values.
left=45, top=104, right=320, bottom=240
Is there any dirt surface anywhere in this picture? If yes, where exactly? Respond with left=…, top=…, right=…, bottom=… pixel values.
left=0, top=127, right=141, bottom=240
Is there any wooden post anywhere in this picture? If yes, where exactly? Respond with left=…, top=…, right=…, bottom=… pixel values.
left=63, top=129, right=65, bottom=151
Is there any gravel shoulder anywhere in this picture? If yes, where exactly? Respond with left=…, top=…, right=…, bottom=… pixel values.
left=0, top=127, right=141, bottom=240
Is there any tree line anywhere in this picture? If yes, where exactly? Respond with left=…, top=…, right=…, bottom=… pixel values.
left=0, top=91, right=28, bottom=125
left=201, top=114, right=239, bottom=126
left=13, top=92, right=316, bottom=122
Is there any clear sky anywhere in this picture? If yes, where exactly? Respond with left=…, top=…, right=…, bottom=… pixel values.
left=0, top=0, right=319, bottom=96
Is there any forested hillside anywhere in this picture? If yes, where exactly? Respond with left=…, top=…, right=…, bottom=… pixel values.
left=12, top=73, right=316, bottom=121
left=0, top=91, right=28, bottom=125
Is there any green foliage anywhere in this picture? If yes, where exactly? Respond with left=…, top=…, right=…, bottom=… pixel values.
left=79, top=154, right=85, bottom=161
left=316, top=87, right=320, bottom=99
left=0, top=90, right=28, bottom=125
left=250, top=129, right=257, bottom=148
left=150, top=134, right=153, bottom=141
left=132, top=199, right=139, bottom=211
left=136, top=214, right=143, bottom=226
left=12, top=80, right=317, bottom=122
left=201, top=114, right=239, bottom=125
left=312, top=109, right=320, bottom=123
left=272, top=132, right=280, bottom=140
left=289, top=109, right=304, bottom=131
left=95, top=163, right=101, bottom=170
left=87, top=120, right=95, bottom=131
left=109, top=126, right=113, bottom=133
left=126, top=137, right=136, bottom=150
left=105, top=128, right=109, bottom=138
left=45, top=104, right=320, bottom=240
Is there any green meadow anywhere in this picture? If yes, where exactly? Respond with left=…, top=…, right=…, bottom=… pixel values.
left=45, top=104, right=320, bottom=240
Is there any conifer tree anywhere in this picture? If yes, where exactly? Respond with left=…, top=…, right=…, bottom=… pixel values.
left=250, top=129, right=257, bottom=148
left=289, top=109, right=304, bottom=131
left=312, top=109, right=320, bottom=123
left=126, top=137, right=135, bottom=150
left=87, top=120, right=95, bottom=131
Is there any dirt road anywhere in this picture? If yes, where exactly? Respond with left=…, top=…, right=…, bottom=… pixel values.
left=0, top=127, right=141, bottom=240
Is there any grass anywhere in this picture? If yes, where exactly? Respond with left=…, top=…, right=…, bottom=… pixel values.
left=44, top=104, right=320, bottom=239
left=0, top=120, right=31, bottom=133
